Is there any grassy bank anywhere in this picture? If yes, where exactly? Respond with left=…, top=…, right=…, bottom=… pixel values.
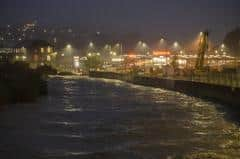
left=0, top=62, right=48, bottom=106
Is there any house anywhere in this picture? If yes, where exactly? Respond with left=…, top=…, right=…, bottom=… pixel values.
left=14, top=40, right=57, bottom=68
left=0, top=42, right=26, bottom=63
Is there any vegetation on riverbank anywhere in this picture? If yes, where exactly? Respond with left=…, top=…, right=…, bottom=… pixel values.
left=57, top=71, right=76, bottom=76
left=0, top=62, right=48, bottom=106
left=185, top=152, right=229, bottom=159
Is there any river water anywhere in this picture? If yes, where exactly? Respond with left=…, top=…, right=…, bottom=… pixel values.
left=0, top=76, right=240, bottom=159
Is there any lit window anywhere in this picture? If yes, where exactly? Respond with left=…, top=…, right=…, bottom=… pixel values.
left=22, top=56, right=27, bottom=60
left=47, top=55, right=51, bottom=61
left=41, top=48, right=44, bottom=53
left=47, top=47, right=52, bottom=53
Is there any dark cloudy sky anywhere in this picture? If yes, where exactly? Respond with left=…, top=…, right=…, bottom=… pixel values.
left=1, top=0, right=240, bottom=42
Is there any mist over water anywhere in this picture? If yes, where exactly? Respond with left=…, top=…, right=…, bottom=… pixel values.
left=0, top=76, right=239, bottom=159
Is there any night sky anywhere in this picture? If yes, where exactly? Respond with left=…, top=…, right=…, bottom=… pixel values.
left=1, top=0, right=240, bottom=42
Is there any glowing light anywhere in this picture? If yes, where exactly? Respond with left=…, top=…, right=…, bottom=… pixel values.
left=135, top=60, right=148, bottom=66
left=89, top=42, right=94, bottom=48
left=88, top=53, right=92, bottom=57
left=47, top=55, right=51, bottom=61
left=104, top=44, right=110, bottom=50
left=221, top=44, right=225, bottom=49
left=47, top=47, right=52, bottom=53
left=152, top=56, right=169, bottom=66
left=73, top=56, right=80, bottom=68
left=142, top=43, right=147, bottom=48
left=41, top=48, right=44, bottom=53
left=173, top=42, right=179, bottom=48
left=110, top=51, right=117, bottom=56
left=22, top=56, right=27, bottom=60
left=128, top=54, right=137, bottom=58
left=112, top=58, right=124, bottom=62
left=66, top=44, right=72, bottom=49
left=177, top=59, right=187, bottom=65
left=153, top=51, right=171, bottom=56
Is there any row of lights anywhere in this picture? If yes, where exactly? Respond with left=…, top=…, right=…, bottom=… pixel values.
left=64, top=32, right=228, bottom=57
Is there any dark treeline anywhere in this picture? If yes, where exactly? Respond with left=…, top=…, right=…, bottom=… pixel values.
left=0, top=62, right=48, bottom=106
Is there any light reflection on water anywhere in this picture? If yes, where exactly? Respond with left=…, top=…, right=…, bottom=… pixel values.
left=0, top=76, right=239, bottom=159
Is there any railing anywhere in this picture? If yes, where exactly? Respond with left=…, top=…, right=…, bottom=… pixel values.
left=148, top=72, right=240, bottom=88
left=97, top=69, right=240, bottom=88
left=190, top=72, right=240, bottom=88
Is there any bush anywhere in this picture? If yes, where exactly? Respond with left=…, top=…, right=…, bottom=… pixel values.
left=36, top=65, right=58, bottom=75
left=0, top=62, right=47, bottom=105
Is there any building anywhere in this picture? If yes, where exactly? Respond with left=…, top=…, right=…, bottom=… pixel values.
left=152, top=51, right=172, bottom=67
left=14, top=40, right=57, bottom=68
left=0, top=42, right=26, bottom=63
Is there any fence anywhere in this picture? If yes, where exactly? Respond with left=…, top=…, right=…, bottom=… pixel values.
left=183, top=72, right=240, bottom=88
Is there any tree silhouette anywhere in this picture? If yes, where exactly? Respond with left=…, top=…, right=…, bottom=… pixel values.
left=223, top=27, right=240, bottom=57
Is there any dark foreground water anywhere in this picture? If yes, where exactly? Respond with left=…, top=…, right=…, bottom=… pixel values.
left=0, top=76, right=240, bottom=159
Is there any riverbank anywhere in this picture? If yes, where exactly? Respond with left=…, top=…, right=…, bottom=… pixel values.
left=0, top=62, right=47, bottom=106
left=89, top=71, right=240, bottom=107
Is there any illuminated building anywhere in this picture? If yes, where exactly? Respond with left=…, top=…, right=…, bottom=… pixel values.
left=73, top=56, right=80, bottom=68
left=152, top=51, right=171, bottom=68
left=14, top=40, right=57, bottom=68
left=0, top=42, right=26, bottom=63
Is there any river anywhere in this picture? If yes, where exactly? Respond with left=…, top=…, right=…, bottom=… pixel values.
left=0, top=76, right=240, bottom=159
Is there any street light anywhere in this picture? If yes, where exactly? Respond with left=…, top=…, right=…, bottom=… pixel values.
left=221, top=44, right=225, bottom=49
left=104, top=44, right=110, bottom=50
left=89, top=42, right=94, bottom=48
left=66, top=44, right=72, bottom=49
left=160, top=38, right=165, bottom=43
left=142, top=43, right=147, bottom=48
left=138, top=41, right=143, bottom=45
left=173, top=41, right=179, bottom=48
left=65, top=44, right=73, bottom=56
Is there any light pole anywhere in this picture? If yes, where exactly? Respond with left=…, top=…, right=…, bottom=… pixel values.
left=65, top=44, right=73, bottom=56
left=87, top=42, right=95, bottom=56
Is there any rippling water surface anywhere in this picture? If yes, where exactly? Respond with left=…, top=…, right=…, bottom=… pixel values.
left=0, top=76, right=240, bottom=159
